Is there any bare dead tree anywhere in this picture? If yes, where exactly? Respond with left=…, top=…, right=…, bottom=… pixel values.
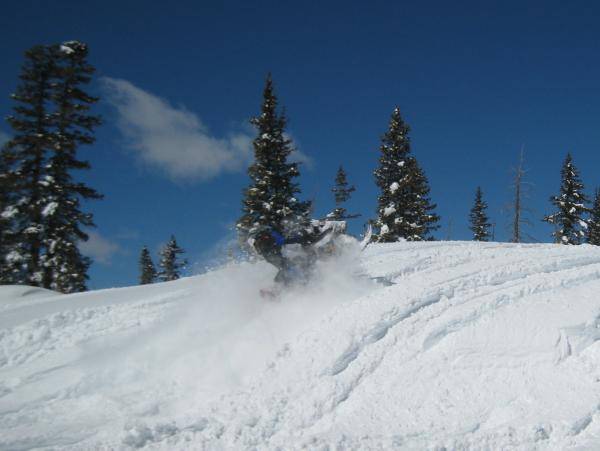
left=512, top=148, right=525, bottom=242
left=505, top=147, right=536, bottom=243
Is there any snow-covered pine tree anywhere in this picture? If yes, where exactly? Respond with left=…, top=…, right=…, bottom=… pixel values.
left=409, top=159, right=440, bottom=239
left=588, top=188, right=600, bottom=246
left=237, top=74, right=310, bottom=245
left=469, top=187, right=492, bottom=241
left=39, top=41, right=102, bottom=293
left=543, top=153, right=590, bottom=245
left=139, top=246, right=157, bottom=284
left=373, top=107, right=439, bottom=242
left=2, top=45, right=56, bottom=285
left=0, top=149, right=19, bottom=283
left=327, top=166, right=360, bottom=221
left=159, top=236, right=187, bottom=282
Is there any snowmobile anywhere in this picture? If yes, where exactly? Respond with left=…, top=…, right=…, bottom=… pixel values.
left=248, top=220, right=348, bottom=299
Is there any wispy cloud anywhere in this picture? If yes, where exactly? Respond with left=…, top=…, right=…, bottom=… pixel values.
left=79, top=231, right=122, bottom=265
left=101, top=77, right=253, bottom=181
left=115, top=228, right=140, bottom=241
left=285, top=132, right=313, bottom=168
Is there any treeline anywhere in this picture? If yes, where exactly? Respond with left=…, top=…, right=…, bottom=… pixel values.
left=235, top=77, right=440, bottom=247
left=2, top=43, right=599, bottom=294
left=236, top=75, right=600, bottom=249
left=467, top=153, right=600, bottom=245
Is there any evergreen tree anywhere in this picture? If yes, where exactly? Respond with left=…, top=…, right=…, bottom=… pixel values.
left=2, top=45, right=56, bottom=285
left=410, top=159, right=440, bottom=239
left=1, top=42, right=101, bottom=291
left=139, top=246, right=157, bottom=284
left=0, top=149, right=19, bottom=283
left=237, top=74, right=310, bottom=245
left=543, top=153, right=590, bottom=245
left=373, top=107, right=439, bottom=242
left=469, top=187, right=492, bottom=241
left=40, top=42, right=102, bottom=292
left=327, top=166, right=360, bottom=221
left=159, top=236, right=187, bottom=282
left=588, top=188, right=600, bottom=246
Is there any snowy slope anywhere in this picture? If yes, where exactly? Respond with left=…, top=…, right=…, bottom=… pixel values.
left=2, top=242, right=600, bottom=450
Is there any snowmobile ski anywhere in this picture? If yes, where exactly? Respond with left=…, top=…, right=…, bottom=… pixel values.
left=360, top=225, right=373, bottom=251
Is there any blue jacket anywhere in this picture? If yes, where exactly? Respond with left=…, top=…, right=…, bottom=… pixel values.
left=271, top=230, right=286, bottom=246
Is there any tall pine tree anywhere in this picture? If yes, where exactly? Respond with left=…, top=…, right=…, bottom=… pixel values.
left=139, top=246, right=157, bottom=285
left=237, top=74, right=310, bottom=246
left=0, top=42, right=101, bottom=291
left=588, top=188, right=600, bottom=246
left=327, top=166, right=360, bottom=221
left=543, top=153, right=590, bottom=245
left=48, top=43, right=101, bottom=290
left=373, top=107, right=439, bottom=242
left=159, top=236, right=187, bottom=282
left=469, top=187, right=492, bottom=241
left=41, top=42, right=102, bottom=292
left=2, top=45, right=56, bottom=285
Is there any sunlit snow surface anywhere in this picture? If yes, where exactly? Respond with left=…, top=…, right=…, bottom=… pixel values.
left=3, top=241, right=600, bottom=449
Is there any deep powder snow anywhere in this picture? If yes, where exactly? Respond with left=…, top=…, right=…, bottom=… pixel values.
left=2, top=241, right=600, bottom=449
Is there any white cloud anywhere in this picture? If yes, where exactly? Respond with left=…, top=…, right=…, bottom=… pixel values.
left=285, top=132, right=314, bottom=168
left=290, top=148, right=313, bottom=167
left=101, top=77, right=253, bottom=181
left=79, top=231, right=122, bottom=265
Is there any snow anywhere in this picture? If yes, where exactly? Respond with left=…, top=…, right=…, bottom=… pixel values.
left=389, top=181, right=399, bottom=193
left=4, top=250, right=23, bottom=264
left=23, top=225, right=41, bottom=234
left=60, top=44, right=75, bottom=54
left=3, top=241, right=600, bottom=449
left=0, top=206, right=17, bottom=219
left=41, top=201, right=58, bottom=217
left=383, top=205, right=396, bottom=216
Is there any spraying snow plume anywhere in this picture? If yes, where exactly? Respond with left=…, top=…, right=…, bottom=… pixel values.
left=0, top=235, right=373, bottom=449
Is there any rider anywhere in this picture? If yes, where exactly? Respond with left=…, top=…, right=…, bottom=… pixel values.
left=250, top=224, right=328, bottom=285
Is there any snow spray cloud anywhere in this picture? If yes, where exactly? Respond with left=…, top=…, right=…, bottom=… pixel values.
left=163, top=236, right=374, bottom=400
left=101, top=77, right=253, bottom=181
left=187, top=229, right=243, bottom=276
left=78, top=230, right=123, bottom=265
left=75, top=235, right=375, bottom=425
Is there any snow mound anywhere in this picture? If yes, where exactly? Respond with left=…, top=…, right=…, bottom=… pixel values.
left=2, top=242, right=600, bottom=450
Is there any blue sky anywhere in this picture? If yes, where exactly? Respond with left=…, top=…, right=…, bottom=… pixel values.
left=1, top=0, right=600, bottom=289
